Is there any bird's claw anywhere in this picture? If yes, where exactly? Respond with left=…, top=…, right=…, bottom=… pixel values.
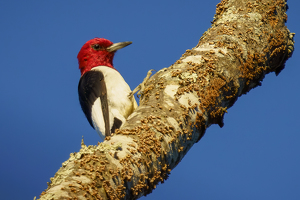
left=128, top=91, right=134, bottom=99
left=129, top=69, right=155, bottom=99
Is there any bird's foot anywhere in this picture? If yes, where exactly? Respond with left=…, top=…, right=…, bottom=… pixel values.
left=129, top=69, right=155, bottom=99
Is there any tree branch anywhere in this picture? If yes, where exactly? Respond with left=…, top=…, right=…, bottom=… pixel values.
left=37, top=0, right=294, bottom=199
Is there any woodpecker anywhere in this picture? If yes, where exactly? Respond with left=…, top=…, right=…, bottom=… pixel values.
left=77, top=38, right=137, bottom=141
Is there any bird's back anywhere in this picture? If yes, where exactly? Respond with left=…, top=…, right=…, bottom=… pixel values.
left=90, top=66, right=137, bottom=140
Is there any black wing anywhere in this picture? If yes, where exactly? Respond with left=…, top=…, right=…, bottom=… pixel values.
left=78, top=71, right=111, bottom=137
left=111, top=117, right=122, bottom=134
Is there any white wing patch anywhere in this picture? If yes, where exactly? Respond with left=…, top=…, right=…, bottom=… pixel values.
left=91, top=98, right=106, bottom=141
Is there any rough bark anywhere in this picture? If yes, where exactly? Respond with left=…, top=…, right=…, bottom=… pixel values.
left=37, top=0, right=294, bottom=199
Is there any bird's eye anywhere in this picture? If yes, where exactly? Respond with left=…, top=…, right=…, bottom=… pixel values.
left=92, top=44, right=102, bottom=50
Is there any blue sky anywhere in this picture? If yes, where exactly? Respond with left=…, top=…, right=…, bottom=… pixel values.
left=0, top=1, right=299, bottom=199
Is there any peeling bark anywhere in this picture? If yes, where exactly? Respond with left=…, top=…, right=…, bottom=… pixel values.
left=37, top=0, right=294, bottom=199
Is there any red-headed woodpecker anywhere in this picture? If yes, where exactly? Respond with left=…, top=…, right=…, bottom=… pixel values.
left=77, top=38, right=137, bottom=140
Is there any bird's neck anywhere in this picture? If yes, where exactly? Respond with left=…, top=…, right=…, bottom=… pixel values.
left=79, top=53, right=115, bottom=75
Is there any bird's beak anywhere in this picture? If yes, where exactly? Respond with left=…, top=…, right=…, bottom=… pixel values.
left=107, top=41, right=132, bottom=52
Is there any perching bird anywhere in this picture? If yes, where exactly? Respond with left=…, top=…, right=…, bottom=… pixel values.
left=77, top=38, right=137, bottom=140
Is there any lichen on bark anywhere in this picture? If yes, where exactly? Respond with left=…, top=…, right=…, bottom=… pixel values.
left=37, top=0, right=294, bottom=199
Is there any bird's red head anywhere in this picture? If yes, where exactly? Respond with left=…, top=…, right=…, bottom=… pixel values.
left=77, top=38, right=132, bottom=76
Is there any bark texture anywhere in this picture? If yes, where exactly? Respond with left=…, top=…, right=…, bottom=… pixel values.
left=37, top=0, right=294, bottom=199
